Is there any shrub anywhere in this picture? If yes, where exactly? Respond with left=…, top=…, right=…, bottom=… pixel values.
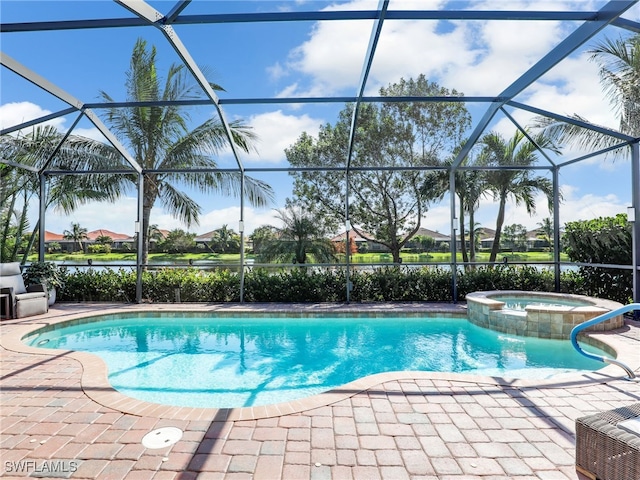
left=244, top=268, right=345, bottom=302
left=60, top=268, right=135, bottom=302
left=88, top=244, right=111, bottom=254
left=563, top=214, right=633, bottom=303
left=23, top=261, right=65, bottom=290
left=56, top=265, right=619, bottom=303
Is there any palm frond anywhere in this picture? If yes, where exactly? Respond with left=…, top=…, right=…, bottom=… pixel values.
left=532, top=115, right=628, bottom=159
left=157, top=182, right=201, bottom=227
left=531, top=34, right=640, bottom=160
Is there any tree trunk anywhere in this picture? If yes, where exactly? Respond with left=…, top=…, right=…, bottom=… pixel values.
left=141, top=178, right=157, bottom=267
left=21, top=222, right=39, bottom=265
left=3, top=190, right=18, bottom=262
left=11, top=194, right=29, bottom=262
left=459, top=199, right=468, bottom=264
left=469, top=208, right=477, bottom=264
left=141, top=205, right=152, bottom=266
left=489, top=197, right=507, bottom=263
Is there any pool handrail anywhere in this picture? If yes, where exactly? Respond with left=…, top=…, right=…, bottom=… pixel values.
left=570, top=303, right=640, bottom=380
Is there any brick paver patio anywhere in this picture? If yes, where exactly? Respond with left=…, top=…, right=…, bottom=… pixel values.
left=1, top=303, right=639, bottom=479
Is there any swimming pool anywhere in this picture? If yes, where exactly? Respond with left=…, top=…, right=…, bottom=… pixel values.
left=23, top=312, right=608, bottom=408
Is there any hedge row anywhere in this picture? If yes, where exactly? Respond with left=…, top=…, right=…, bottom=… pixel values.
left=57, top=265, right=612, bottom=303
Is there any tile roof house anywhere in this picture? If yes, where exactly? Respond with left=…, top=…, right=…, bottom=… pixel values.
left=44, top=231, right=64, bottom=242
left=474, top=228, right=551, bottom=250
left=330, top=229, right=388, bottom=252
left=331, top=227, right=453, bottom=253
left=412, top=227, right=451, bottom=246
left=86, top=229, right=132, bottom=243
left=44, top=229, right=134, bottom=252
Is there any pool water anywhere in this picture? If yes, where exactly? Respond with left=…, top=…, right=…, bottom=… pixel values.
left=25, top=315, right=606, bottom=408
left=491, top=295, right=591, bottom=311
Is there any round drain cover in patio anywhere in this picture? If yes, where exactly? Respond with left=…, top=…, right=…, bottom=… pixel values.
left=142, top=427, right=183, bottom=449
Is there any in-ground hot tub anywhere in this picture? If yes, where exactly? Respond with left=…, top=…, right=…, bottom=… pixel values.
left=465, top=290, right=624, bottom=339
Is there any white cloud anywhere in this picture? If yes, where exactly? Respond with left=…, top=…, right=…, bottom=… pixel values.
left=625, top=3, right=640, bottom=21
left=276, top=0, right=473, bottom=97
left=367, top=20, right=475, bottom=94
left=37, top=198, right=281, bottom=237
left=197, top=207, right=281, bottom=235
left=282, top=20, right=371, bottom=96
left=273, top=0, right=590, bottom=100
left=449, top=19, right=565, bottom=96
left=421, top=181, right=630, bottom=235
left=421, top=203, right=455, bottom=235
left=72, top=127, right=108, bottom=143
left=533, top=55, right=615, bottom=125
left=244, top=110, right=323, bottom=164
left=0, top=102, right=65, bottom=132
left=37, top=197, right=139, bottom=236
left=461, top=48, right=625, bottom=163
left=487, top=50, right=631, bottom=167
left=483, top=187, right=628, bottom=232
left=556, top=184, right=628, bottom=225
left=267, top=61, right=287, bottom=82
left=275, top=83, right=302, bottom=99
left=0, top=101, right=107, bottom=144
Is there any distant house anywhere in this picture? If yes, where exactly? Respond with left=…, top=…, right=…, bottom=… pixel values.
left=410, top=227, right=451, bottom=250
left=194, top=230, right=217, bottom=249
left=476, top=228, right=497, bottom=249
left=86, top=229, right=134, bottom=249
left=331, top=227, right=451, bottom=253
left=44, top=229, right=135, bottom=252
left=526, top=229, right=551, bottom=249
left=43, top=231, right=69, bottom=252
left=473, top=228, right=551, bottom=251
left=330, top=229, right=388, bottom=252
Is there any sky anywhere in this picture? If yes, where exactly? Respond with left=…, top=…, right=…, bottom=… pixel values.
left=1, top=0, right=638, bottom=238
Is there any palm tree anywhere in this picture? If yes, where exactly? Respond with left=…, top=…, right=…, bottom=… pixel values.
left=249, top=225, right=277, bottom=255
left=0, top=125, right=121, bottom=262
left=259, top=207, right=337, bottom=265
left=420, top=143, right=488, bottom=265
left=95, top=235, right=113, bottom=246
left=466, top=221, right=484, bottom=261
left=533, top=34, right=640, bottom=156
left=210, top=224, right=239, bottom=254
left=456, top=168, right=487, bottom=264
left=480, top=130, right=557, bottom=263
left=145, top=224, right=164, bottom=253
left=536, top=217, right=554, bottom=251
left=63, top=222, right=88, bottom=252
left=98, top=38, right=273, bottom=264
left=1, top=166, right=30, bottom=262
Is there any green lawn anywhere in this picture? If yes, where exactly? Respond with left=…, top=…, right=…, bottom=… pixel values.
left=348, top=251, right=567, bottom=263
left=34, top=251, right=566, bottom=263
left=32, top=252, right=250, bottom=262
